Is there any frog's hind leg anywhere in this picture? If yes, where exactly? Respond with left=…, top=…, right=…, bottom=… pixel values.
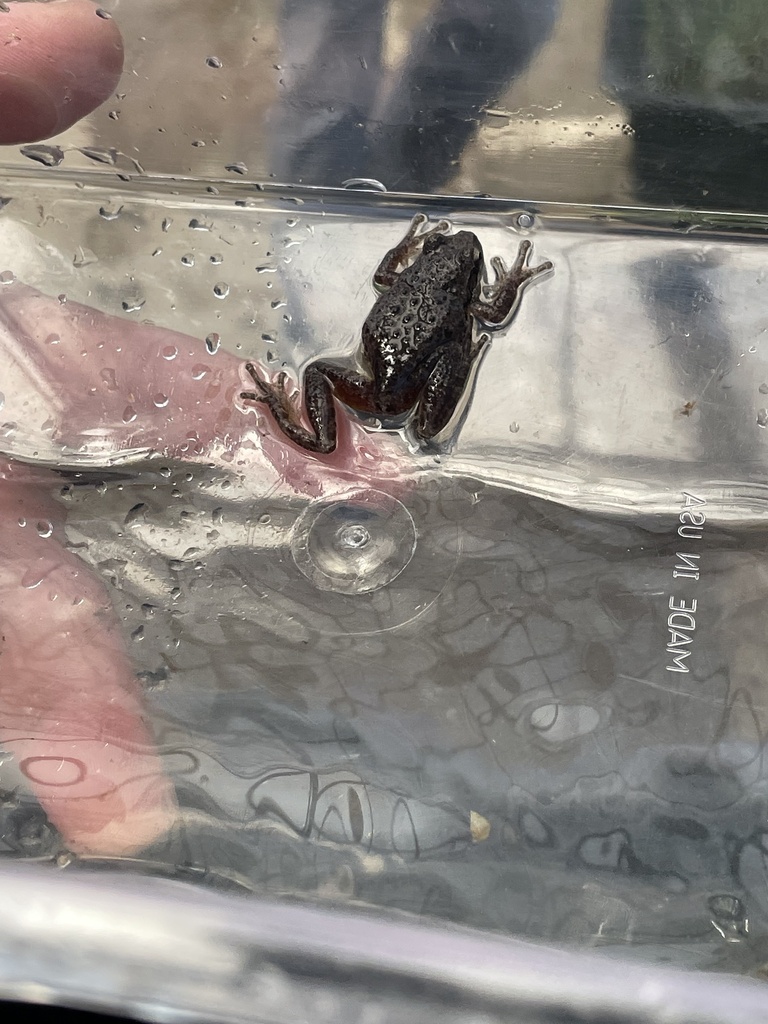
left=240, top=361, right=375, bottom=455
left=374, top=214, right=451, bottom=289
left=414, top=348, right=475, bottom=443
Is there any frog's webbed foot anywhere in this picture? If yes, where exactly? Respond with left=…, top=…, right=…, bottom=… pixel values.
left=240, top=361, right=338, bottom=454
left=473, top=239, right=553, bottom=327
left=374, top=213, right=451, bottom=289
left=240, top=362, right=302, bottom=426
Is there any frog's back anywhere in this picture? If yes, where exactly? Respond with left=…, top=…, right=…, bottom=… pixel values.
left=362, top=258, right=472, bottom=396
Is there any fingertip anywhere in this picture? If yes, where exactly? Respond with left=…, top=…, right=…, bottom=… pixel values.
left=0, top=0, right=124, bottom=145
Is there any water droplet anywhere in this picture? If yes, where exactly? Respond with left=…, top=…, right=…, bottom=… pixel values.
left=750, top=345, right=757, bottom=353
left=206, top=56, right=222, bottom=69
left=122, top=295, right=145, bottom=313
left=20, top=144, right=64, bottom=167
left=0, top=270, right=14, bottom=287
left=17, top=517, right=26, bottom=527
left=758, top=409, right=768, bottom=428
left=45, top=333, right=60, bottom=345
left=95, top=7, right=112, bottom=18
left=153, top=393, right=169, bottom=408
left=191, top=139, right=206, bottom=149
left=209, top=253, right=223, bottom=265
left=159, top=466, right=172, bottom=478
left=213, top=281, right=230, bottom=299
left=36, top=520, right=53, bottom=538
left=99, top=204, right=123, bottom=221
left=100, top=367, right=118, bottom=391
left=79, top=146, right=116, bottom=165
left=225, top=162, right=247, bottom=175
left=205, top=333, right=221, bottom=354
left=760, top=383, right=768, bottom=395
left=131, top=624, right=145, bottom=642
left=258, top=513, right=271, bottom=525
left=161, top=217, right=172, bottom=233
left=0, top=392, right=5, bottom=411
left=122, top=405, right=137, bottom=423
left=181, top=253, right=195, bottom=267
left=108, top=110, right=119, bottom=121
left=161, top=345, right=178, bottom=360
left=341, top=178, right=387, bottom=192
left=189, top=218, right=211, bottom=231
left=124, top=503, right=147, bottom=526
left=516, top=212, right=534, bottom=230
left=191, top=364, right=208, bottom=380
left=621, top=123, right=635, bottom=136
left=509, top=421, right=520, bottom=433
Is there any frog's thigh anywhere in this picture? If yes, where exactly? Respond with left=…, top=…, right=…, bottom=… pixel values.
left=415, top=348, right=473, bottom=440
left=310, top=361, right=378, bottom=414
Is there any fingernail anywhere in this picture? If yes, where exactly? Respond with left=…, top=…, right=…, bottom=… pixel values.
left=0, top=73, right=61, bottom=145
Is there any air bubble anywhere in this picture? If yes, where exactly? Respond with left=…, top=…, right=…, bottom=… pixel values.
left=122, top=295, right=146, bottom=313
left=181, top=253, right=195, bottom=267
left=226, top=162, right=247, bottom=175
left=291, top=490, right=417, bottom=595
left=205, top=333, right=221, bottom=354
left=162, top=345, right=178, bottom=360
left=206, top=56, right=223, bottom=69
left=45, top=333, right=60, bottom=345
left=122, top=405, right=137, bottom=423
left=259, top=513, right=271, bottom=525
left=191, top=364, right=208, bottom=380
left=0, top=270, right=14, bottom=284
left=95, top=7, right=112, bottom=18
left=153, top=393, right=169, bottom=408
left=758, top=409, right=768, bottom=428
left=213, top=281, right=230, bottom=299
left=760, top=383, right=768, bottom=395
left=161, top=218, right=172, bottom=233
left=516, top=212, right=534, bottom=230
left=209, top=254, right=223, bottom=265
left=36, top=520, right=53, bottom=538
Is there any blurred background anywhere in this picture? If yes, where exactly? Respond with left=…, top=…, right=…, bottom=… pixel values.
left=9, top=0, right=768, bottom=212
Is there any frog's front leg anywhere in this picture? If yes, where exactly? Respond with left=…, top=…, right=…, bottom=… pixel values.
left=374, top=214, right=451, bottom=289
left=472, top=239, right=553, bottom=326
left=240, top=361, right=376, bottom=454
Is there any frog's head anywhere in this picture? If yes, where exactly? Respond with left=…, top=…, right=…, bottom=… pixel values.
left=421, top=230, right=482, bottom=294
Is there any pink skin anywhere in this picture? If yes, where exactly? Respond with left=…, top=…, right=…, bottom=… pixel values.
left=0, top=2, right=404, bottom=856
left=0, top=1, right=124, bottom=146
left=0, top=285, right=404, bottom=857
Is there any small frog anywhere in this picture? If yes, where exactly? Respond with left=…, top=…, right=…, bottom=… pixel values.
left=241, top=214, right=552, bottom=453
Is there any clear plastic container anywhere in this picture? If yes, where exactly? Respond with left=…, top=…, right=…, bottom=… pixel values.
left=3, top=0, right=768, bottom=1018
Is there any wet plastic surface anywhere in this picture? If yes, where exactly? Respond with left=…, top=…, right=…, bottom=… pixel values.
left=3, top=0, right=768, bottom=1017
left=1, top=178, right=768, bottom=975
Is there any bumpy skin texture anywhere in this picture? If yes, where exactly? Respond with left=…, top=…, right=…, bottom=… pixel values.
left=0, top=1, right=124, bottom=145
left=241, top=216, right=552, bottom=453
